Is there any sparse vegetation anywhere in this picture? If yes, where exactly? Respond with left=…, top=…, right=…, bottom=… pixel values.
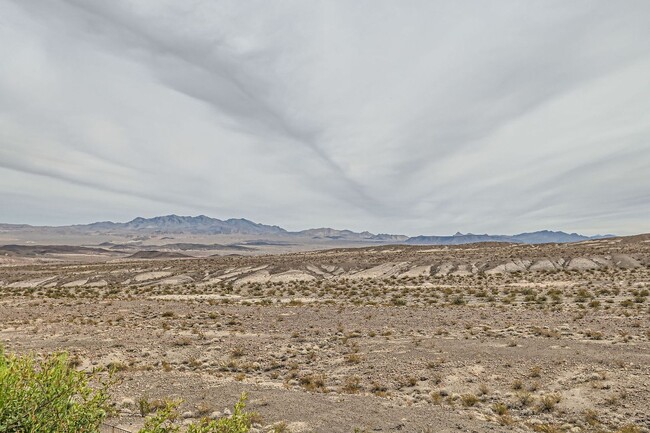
left=538, top=393, right=562, bottom=413
left=0, top=347, right=109, bottom=432
left=0, top=240, right=648, bottom=431
left=460, top=393, right=479, bottom=407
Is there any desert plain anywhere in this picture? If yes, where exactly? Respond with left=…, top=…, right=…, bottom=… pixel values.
left=1, top=236, right=649, bottom=433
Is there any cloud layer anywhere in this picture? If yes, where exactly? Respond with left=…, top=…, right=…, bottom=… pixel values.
left=1, top=0, right=649, bottom=235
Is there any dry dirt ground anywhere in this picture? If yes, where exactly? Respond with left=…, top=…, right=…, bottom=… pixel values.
left=1, top=237, right=649, bottom=433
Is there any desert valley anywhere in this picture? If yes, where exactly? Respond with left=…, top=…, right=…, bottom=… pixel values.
left=1, top=218, right=648, bottom=432
left=2, top=2, right=649, bottom=432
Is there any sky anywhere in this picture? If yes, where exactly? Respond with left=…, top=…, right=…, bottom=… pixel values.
left=0, top=0, right=649, bottom=236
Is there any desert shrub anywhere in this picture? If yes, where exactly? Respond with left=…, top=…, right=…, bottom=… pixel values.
left=517, top=392, right=534, bottom=407
left=391, top=297, right=407, bottom=306
left=138, top=399, right=182, bottom=433
left=270, top=422, right=288, bottom=433
left=511, top=379, right=523, bottom=390
left=538, top=393, right=562, bottom=412
left=344, top=353, right=363, bottom=364
left=299, top=374, right=327, bottom=392
left=0, top=345, right=253, bottom=433
left=492, top=402, right=509, bottom=415
left=230, top=347, right=246, bottom=358
left=138, top=396, right=175, bottom=417
left=460, top=393, right=479, bottom=407
left=0, top=346, right=110, bottom=433
left=497, top=414, right=515, bottom=426
left=451, top=296, right=465, bottom=305
left=532, top=424, right=563, bottom=433
left=616, top=425, right=642, bottom=433
left=184, top=393, right=252, bottom=433
left=584, top=409, right=600, bottom=426
left=138, top=393, right=252, bottom=433
left=342, top=376, right=362, bottom=394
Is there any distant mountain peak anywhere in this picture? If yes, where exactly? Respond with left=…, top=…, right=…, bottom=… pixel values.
left=15, top=215, right=615, bottom=246
left=78, top=214, right=288, bottom=235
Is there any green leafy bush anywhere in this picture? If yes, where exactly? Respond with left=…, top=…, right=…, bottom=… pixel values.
left=138, top=399, right=182, bottom=433
left=0, top=346, right=252, bottom=433
left=0, top=346, right=110, bottom=433
left=138, top=393, right=252, bottom=433
left=185, top=393, right=251, bottom=433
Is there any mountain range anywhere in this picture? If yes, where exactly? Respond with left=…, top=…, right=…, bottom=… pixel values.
left=74, top=215, right=404, bottom=241
left=0, top=215, right=615, bottom=245
left=81, top=215, right=287, bottom=235
left=405, top=230, right=611, bottom=245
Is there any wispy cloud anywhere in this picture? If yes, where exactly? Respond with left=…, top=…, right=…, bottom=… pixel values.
left=1, top=0, right=649, bottom=235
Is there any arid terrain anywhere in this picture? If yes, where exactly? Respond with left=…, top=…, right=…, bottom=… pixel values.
left=1, top=235, right=649, bottom=432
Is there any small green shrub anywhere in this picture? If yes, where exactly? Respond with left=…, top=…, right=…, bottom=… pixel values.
left=138, top=393, right=253, bottom=433
left=0, top=346, right=253, bottom=433
left=0, top=346, right=110, bottom=433
left=185, top=393, right=252, bottom=433
left=138, top=399, right=182, bottom=433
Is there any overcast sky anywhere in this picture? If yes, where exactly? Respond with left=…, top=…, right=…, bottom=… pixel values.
left=1, top=1, right=649, bottom=236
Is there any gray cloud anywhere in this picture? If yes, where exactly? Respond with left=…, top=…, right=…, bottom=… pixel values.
left=1, top=0, right=649, bottom=235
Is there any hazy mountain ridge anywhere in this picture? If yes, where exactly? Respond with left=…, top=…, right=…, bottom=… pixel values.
left=81, top=215, right=287, bottom=235
left=1, top=215, right=615, bottom=245
left=407, top=230, right=614, bottom=245
left=293, top=227, right=409, bottom=242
